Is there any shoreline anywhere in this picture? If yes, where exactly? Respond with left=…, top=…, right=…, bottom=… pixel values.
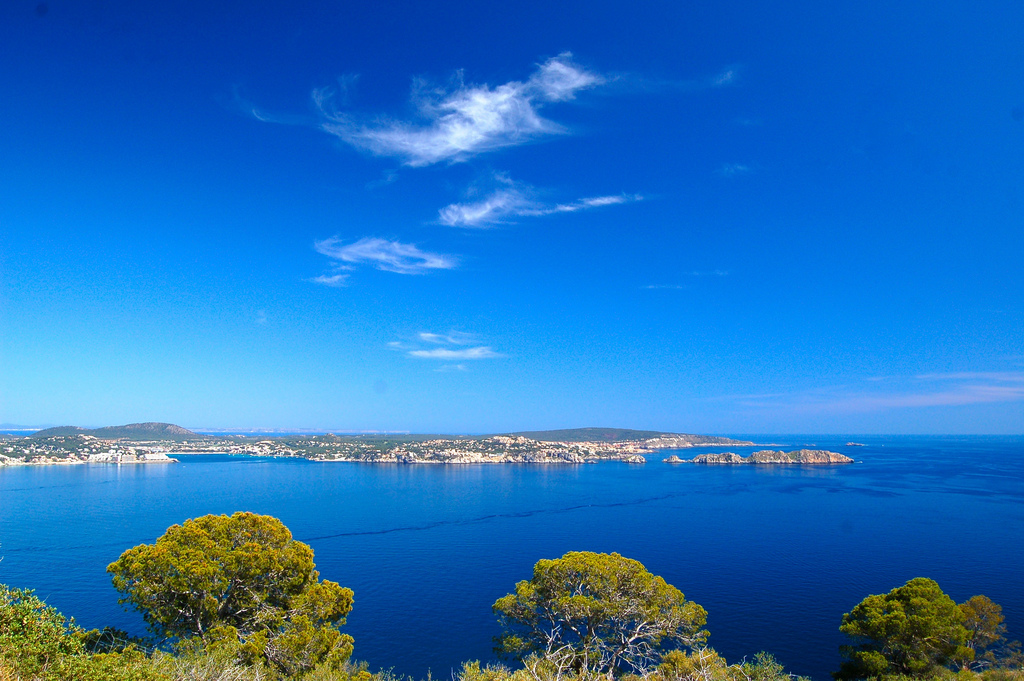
left=0, top=458, right=178, bottom=468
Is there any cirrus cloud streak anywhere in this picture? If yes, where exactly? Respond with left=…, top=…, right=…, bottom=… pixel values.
left=439, top=183, right=641, bottom=228
left=389, top=331, right=504, bottom=364
left=312, top=237, right=457, bottom=285
left=314, top=53, right=603, bottom=167
left=727, top=372, right=1024, bottom=414
left=408, top=346, right=501, bottom=360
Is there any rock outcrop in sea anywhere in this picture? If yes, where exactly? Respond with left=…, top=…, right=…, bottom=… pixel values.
left=683, top=449, right=853, bottom=464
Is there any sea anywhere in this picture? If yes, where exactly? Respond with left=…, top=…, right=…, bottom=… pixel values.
left=1, top=435, right=1021, bottom=680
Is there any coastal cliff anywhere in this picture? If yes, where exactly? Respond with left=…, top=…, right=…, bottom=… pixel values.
left=665, top=449, right=853, bottom=464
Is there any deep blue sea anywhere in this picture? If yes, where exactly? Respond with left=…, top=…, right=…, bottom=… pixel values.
left=1, top=435, right=1022, bottom=680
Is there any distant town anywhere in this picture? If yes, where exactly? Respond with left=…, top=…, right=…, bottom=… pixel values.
left=0, top=423, right=851, bottom=466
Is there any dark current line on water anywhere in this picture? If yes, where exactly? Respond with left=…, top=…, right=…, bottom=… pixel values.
left=299, top=493, right=679, bottom=542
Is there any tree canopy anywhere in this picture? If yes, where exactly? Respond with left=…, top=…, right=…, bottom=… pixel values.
left=107, top=511, right=354, bottom=675
left=960, top=595, right=1014, bottom=670
left=834, top=577, right=972, bottom=680
left=493, top=551, right=708, bottom=677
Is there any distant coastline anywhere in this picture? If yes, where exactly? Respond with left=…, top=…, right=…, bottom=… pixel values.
left=0, top=422, right=851, bottom=467
left=0, top=422, right=772, bottom=467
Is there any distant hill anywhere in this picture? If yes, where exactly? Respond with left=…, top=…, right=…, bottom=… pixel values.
left=31, top=422, right=200, bottom=441
left=507, top=427, right=669, bottom=442
left=28, top=426, right=90, bottom=438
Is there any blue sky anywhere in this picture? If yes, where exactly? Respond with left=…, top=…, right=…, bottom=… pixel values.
left=1, top=0, right=1022, bottom=433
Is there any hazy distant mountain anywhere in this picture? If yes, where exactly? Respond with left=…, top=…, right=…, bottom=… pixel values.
left=0, top=423, right=53, bottom=431
left=31, top=422, right=199, bottom=441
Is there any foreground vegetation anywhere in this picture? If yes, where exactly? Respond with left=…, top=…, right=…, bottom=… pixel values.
left=1, top=513, right=1020, bottom=681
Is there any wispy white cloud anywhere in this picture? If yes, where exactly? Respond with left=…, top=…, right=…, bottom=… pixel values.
left=599, top=64, right=742, bottom=94
left=914, top=371, right=1024, bottom=383
left=234, top=86, right=312, bottom=126
left=713, top=67, right=740, bottom=87
left=717, top=163, right=752, bottom=177
left=434, top=364, right=468, bottom=373
left=390, top=331, right=503, bottom=363
left=314, top=237, right=457, bottom=276
left=310, top=273, right=351, bottom=287
left=409, top=346, right=501, bottom=360
left=833, top=385, right=1024, bottom=410
left=728, top=372, right=1024, bottom=413
left=438, top=188, right=535, bottom=227
left=365, top=170, right=399, bottom=190
left=438, top=175, right=641, bottom=228
left=311, top=238, right=457, bottom=285
left=313, top=53, right=603, bottom=166
left=418, top=331, right=476, bottom=345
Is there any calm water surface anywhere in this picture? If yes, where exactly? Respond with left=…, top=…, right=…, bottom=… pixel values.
left=1, top=435, right=1022, bottom=680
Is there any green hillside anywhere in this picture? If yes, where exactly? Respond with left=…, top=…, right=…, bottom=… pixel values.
left=31, top=422, right=200, bottom=441
left=28, top=426, right=89, bottom=438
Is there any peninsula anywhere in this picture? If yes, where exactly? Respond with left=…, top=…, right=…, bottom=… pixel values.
left=0, top=423, right=759, bottom=466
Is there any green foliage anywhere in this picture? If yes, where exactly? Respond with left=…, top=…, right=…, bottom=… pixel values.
left=654, top=649, right=813, bottom=681
left=455, top=660, right=518, bottom=681
left=79, top=626, right=153, bottom=654
left=0, top=584, right=83, bottom=678
left=730, top=652, right=810, bottom=681
left=0, top=584, right=161, bottom=681
left=657, top=648, right=729, bottom=681
left=493, top=551, right=708, bottom=677
left=980, top=670, right=1024, bottom=681
left=834, top=578, right=973, bottom=680
left=108, top=511, right=354, bottom=676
